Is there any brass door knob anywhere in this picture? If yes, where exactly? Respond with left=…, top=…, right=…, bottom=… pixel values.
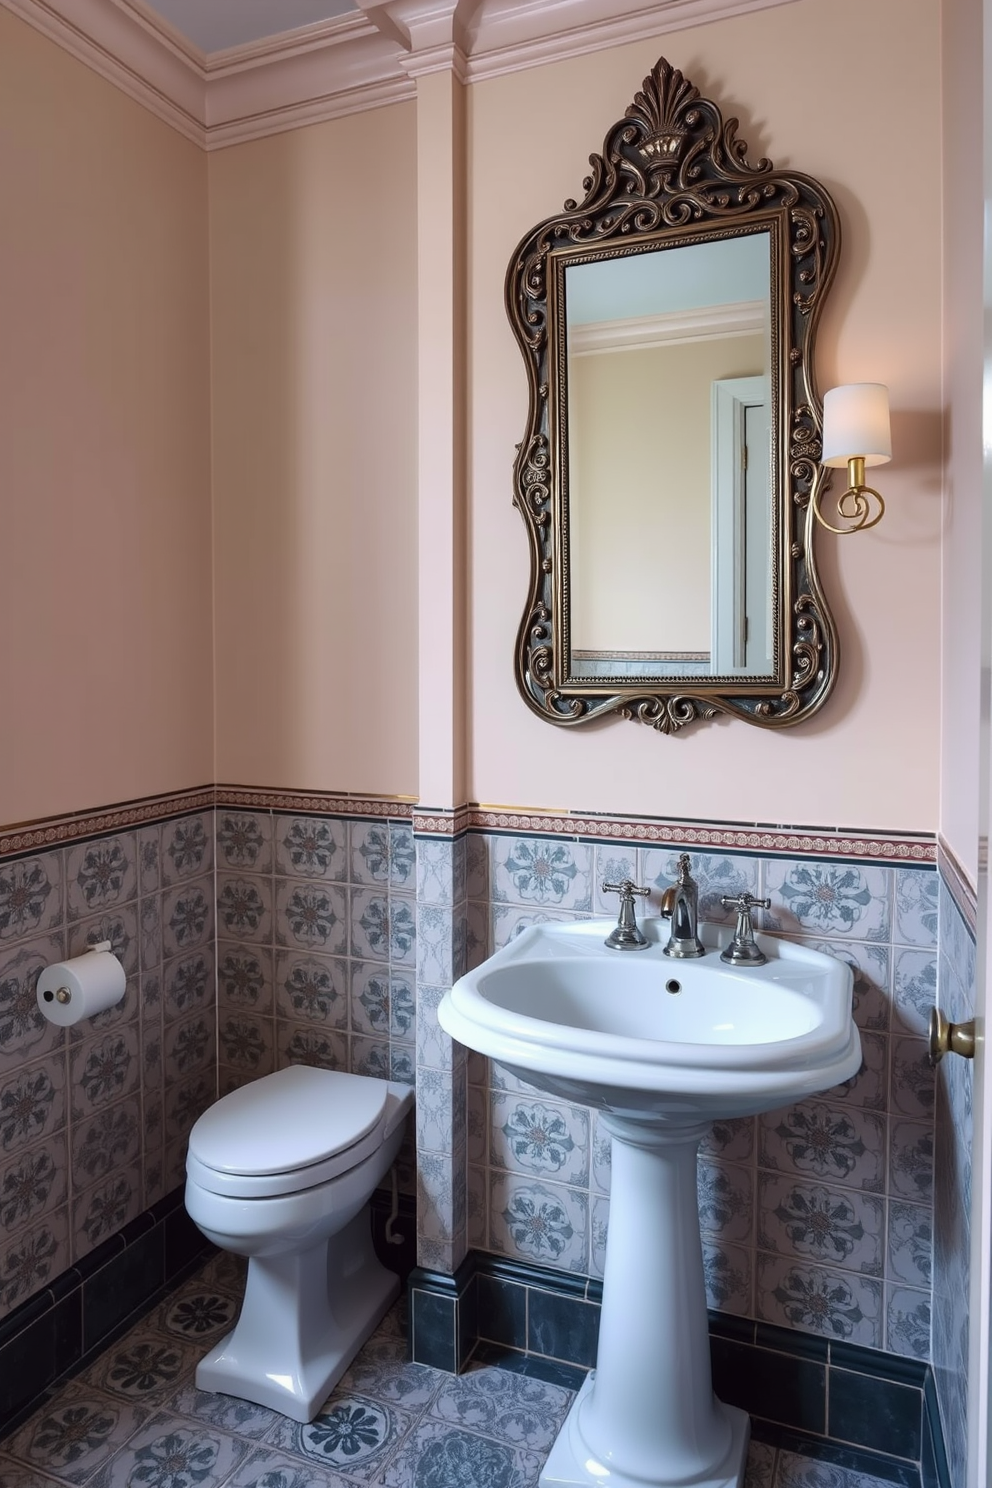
left=928, top=1007, right=976, bottom=1067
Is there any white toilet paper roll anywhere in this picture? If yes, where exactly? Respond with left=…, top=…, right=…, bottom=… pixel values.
left=36, top=942, right=126, bottom=1027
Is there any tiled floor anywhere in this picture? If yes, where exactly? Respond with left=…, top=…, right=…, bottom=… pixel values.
left=0, top=1255, right=912, bottom=1488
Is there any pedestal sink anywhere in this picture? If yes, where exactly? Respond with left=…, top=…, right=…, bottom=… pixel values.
left=438, top=917, right=861, bottom=1488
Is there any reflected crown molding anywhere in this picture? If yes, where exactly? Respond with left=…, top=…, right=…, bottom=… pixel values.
left=1, top=0, right=801, bottom=147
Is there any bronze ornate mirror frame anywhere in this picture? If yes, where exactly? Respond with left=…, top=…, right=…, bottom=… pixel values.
left=505, top=58, right=841, bottom=733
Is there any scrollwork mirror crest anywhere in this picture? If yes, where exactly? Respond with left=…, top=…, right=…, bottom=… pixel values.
left=505, top=57, right=840, bottom=733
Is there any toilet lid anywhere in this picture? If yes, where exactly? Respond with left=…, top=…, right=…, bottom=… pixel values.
left=188, top=1065, right=390, bottom=1176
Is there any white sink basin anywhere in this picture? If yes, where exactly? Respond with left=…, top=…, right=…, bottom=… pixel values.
left=439, top=913, right=863, bottom=1487
left=439, top=916, right=860, bottom=1121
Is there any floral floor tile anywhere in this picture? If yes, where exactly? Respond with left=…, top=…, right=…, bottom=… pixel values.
left=0, top=1460, right=66, bottom=1486
left=86, top=1412, right=250, bottom=1488
left=0, top=1383, right=149, bottom=1484
left=264, top=1392, right=415, bottom=1480
left=745, top=1439, right=776, bottom=1487
left=429, top=1364, right=573, bottom=1452
left=773, top=1450, right=898, bottom=1487
left=336, top=1335, right=445, bottom=1410
left=153, top=1286, right=240, bottom=1342
left=169, top=1383, right=283, bottom=1438
left=80, top=1329, right=199, bottom=1405
left=379, top=1418, right=543, bottom=1488
left=224, top=1443, right=354, bottom=1487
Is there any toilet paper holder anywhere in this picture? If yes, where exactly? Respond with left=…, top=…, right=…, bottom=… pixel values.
left=39, top=940, right=112, bottom=1008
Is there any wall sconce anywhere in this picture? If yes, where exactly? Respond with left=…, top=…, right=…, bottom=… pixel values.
left=814, top=382, right=891, bottom=534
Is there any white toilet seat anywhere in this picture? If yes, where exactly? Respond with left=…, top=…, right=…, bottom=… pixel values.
left=186, top=1065, right=403, bottom=1199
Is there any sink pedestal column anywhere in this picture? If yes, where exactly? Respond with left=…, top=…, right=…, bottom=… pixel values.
left=540, top=1116, right=748, bottom=1488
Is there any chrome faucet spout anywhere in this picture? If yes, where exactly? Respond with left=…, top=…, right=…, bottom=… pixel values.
left=660, top=854, right=706, bottom=959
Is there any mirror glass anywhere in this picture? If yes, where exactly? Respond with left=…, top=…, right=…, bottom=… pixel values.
left=563, top=231, right=773, bottom=679
left=505, top=56, right=840, bottom=733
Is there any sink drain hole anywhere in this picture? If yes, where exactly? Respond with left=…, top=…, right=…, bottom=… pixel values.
left=665, top=979, right=682, bottom=995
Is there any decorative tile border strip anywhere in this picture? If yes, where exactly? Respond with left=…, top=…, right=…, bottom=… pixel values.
left=936, top=833, right=977, bottom=940
left=413, top=805, right=473, bottom=836
left=215, top=784, right=415, bottom=820
left=464, top=807, right=936, bottom=867
left=0, top=787, right=215, bottom=857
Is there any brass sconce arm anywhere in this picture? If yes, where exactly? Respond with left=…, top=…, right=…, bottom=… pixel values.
left=928, top=1006, right=976, bottom=1067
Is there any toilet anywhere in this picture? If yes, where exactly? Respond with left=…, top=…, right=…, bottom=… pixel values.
left=184, top=1064, right=414, bottom=1423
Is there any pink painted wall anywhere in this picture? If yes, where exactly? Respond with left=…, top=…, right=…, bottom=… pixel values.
left=0, top=10, right=212, bottom=830
left=467, top=0, right=943, bottom=832
left=938, top=0, right=984, bottom=887
left=209, top=109, right=419, bottom=799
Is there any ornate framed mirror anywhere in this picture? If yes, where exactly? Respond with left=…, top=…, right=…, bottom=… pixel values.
left=505, top=58, right=840, bottom=733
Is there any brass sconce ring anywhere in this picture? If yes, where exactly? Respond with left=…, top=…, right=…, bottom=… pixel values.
left=811, top=481, right=885, bottom=536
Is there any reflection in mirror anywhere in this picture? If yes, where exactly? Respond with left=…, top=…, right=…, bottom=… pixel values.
left=563, top=232, right=773, bottom=679
left=505, top=56, right=841, bottom=732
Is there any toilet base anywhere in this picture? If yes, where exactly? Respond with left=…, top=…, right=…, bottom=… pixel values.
left=196, top=1208, right=398, bottom=1422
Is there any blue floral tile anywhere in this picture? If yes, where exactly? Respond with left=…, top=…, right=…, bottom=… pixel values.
left=417, top=904, right=455, bottom=984
left=66, top=834, right=136, bottom=922
left=137, top=826, right=160, bottom=895
left=702, top=1239, right=752, bottom=1316
left=887, top=1199, right=931, bottom=1285
left=430, top=1363, right=572, bottom=1450
left=0, top=1383, right=149, bottom=1484
left=0, top=935, right=66, bottom=1074
left=339, top=1335, right=442, bottom=1410
left=276, top=879, right=347, bottom=954
left=85, top=1414, right=248, bottom=1488
left=591, top=1112, right=612, bottom=1194
left=223, top=1447, right=336, bottom=1488
left=763, top=860, right=891, bottom=942
left=758, top=1101, right=885, bottom=1192
left=275, top=951, right=346, bottom=1027
left=490, top=1173, right=588, bottom=1273
left=218, top=944, right=273, bottom=1013
left=697, top=1160, right=753, bottom=1243
left=161, top=877, right=213, bottom=958
left=491, top=904, right=585, bottom=950
left=70, top=1026, right=140, bottom=1120
left=642, top=850, right=759, bottom=924
left=350, top=822, right=392, bottom=885
left=276, top=1021, right=347, bottom=1072
left=890, top=1036, right=935, bottom=1119
left=267, top=1393, right=414, bottom=1480
left=0, top=1054, right=66, bottom=1155
left=416, top=986, right=453, bottom=1073
left=156, top=1286, right=240, bottom=1341
left=217, top=813, right=272, bottom=873
left=217, top=874, right=273, bottom=945
left=83, top=1332, right=198, bottom=1405
left=590, top=1192, right=608, bottom=1278
left=0, top=1206, right=69, bottom=1315
left=217, top=1012, right=273, bottom=1076
left=379, top=1418, right=542, bottom=1488
left=71, top=1096, right=140, bottom=1189
left=164, top=1011, right=215, bottom=1081
left=489, top=1094, right=589, bottom=1187
left=493, top=836, right=592, bottom=911
left=756, top=1254, right=882, bottom=1347
left=892, top=949, right=936, bottom=1036
left=390, top=826, right=416, bottom=889
left=885, top=1283, right=931, bottom=1360
left=894, top=867, right=939, bottom=948
left=830, top=1028, right=887, bottom=1112
left=161, top=814, right=213, bottom=886
left=170, top=1383, right=282, bottom=1438
left=467, top=1161, right=488, bottom=1251
left=592, top=846, right=638, bottom=915
left=390, top=895, right=417, bottom=968
left=0, top=853, right=62, bottom=943
left=163, top=949, right=212, bottom=1022
left=888, top=1118, right=933, bottom=1204
left=0, top=1131, right=67, bottom=1235
left=67, top=903, right=139, bottom=979
left=744, top=1439, right=775, bottom=1488
left=416, top=1068, right=454, bottom=1154
left=391, top=974, right=415, bottom=1042
left=757, top=1174, right=882, bottom=1275
left=351, top=888, right=390, bottom=962
left=352, top=1035, right=392, bottom=1081
left=390, top=1046, right=415, bottom=1086
left=350, top=962, right=390, bottom=1036
left=465, top=835, right=491, bottom=901
left=162, top=1070, right=214, bottom=1145
left=140, top=895, right=162, bottom=974
left=276, top=816, right=346, bottom=881
left=700, top=1116, right=755, bottom=1164
left=417, top=839, right=454, bottom=907
left=466, top=1084, right=487, bottom=1166
left=73, top=1167, right=141, bottom=1255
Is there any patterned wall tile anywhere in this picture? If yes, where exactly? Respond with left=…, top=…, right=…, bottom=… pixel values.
left=756, top=1254, right=882, bottom=1347
left=161, top=876, right=213, bottom=959
left=642, top=850, right=759, bottom=924
left=703, top=1239, right=752, bottom=1316
left=885, top=1282, right=930, bottom=1360
left=218, top=1011, right=276, bottom=1079
left=0, top=1132, right=68, bottom=1237
left=71, top=1097, right=141, bottom=1193
left=163, top=950, right=212, bottom=1024
left=490, top=1092, right=589, bottom=1188
left=492, top=837, right=592, bottom=912
left=73, top=1166, right=142, bottom=1255
left=0, top=1205, right=69, bottom=1314
left=0, top=935, right=67, bottom=1076
left=489, top=1173, right=588, bottom=1273
left=274, top=952, right=347, bottom=1029
left=69, top=1026, right=141, bottom=1122
left=757, top=1174, right=883, bottom=1275
left=218, top=944, right=274, bottom=1015
left=763, top=860, right=891, bottom=942
left=137, top=825, right=161, bottom=896
left=697, top=1160, right=754, bottom=1244
left=217, top=812, right=272, bottom=874
left=160, top=814, right=213, bottom=886
left=217, top=875, right=273, bottom=945
left=592, top=846, right=638, bottom=915
left=68, top=902, right=140, bottom=980
left=758, top=1101, right=886, bottom=1192
left=276, top=816, right=346, bottom=881
left=0, top=1055, right=66, bottom=1157
left=0, top=853, right=63, bottom=942
left=351, top=822, right=392, bottom=885
left=894, top=867, right=939, bottom=948
left=66, top=834, right=137, bottom=921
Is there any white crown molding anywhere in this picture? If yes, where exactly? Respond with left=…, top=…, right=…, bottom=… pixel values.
left=569, top=300, right=767, bottom=356
left=1, top=0, right=801, bottom=149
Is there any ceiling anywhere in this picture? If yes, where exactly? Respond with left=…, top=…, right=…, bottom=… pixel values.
left=143, top=0, right=357, bottom=54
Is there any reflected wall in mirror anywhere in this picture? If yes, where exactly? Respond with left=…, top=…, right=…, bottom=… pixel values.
left=506, top=58, right=840, bottom=733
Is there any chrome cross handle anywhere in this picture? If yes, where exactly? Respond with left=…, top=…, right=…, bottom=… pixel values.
left=602, top=880, right=650, bottom=951
left=719, top=892, right=771, bottom=967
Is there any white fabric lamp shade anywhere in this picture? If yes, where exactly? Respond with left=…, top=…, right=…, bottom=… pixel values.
left=821, top=383, right=891, bottom=468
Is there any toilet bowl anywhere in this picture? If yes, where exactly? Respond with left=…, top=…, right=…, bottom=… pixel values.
left=184, top=1064, right=413, bottom=1423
